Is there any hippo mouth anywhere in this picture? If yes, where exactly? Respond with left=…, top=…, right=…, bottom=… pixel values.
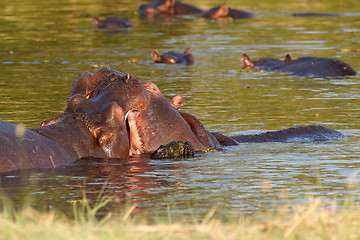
left=125, top=110, right=146, bottom=156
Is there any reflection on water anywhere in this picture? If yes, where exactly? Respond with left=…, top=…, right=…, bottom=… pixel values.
left=0, top=0, right=360, bottom=220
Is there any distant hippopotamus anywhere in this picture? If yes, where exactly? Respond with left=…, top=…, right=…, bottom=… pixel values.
left=200, top=6, right=254, bottom=20
left=151, top=47, right=194, bottom=64
left=0, top=71, right=150, bottom=172
left=92, top=16, right=133, bottom=29
left=241, top=53, right=357, bottom=77
left=139, top=0, right=204, bottom=18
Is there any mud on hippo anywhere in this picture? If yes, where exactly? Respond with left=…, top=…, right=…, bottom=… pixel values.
left=0, top=69, right=150, bottom=173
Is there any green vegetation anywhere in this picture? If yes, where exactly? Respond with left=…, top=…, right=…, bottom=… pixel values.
left=1, top=195, right=360, bottom=240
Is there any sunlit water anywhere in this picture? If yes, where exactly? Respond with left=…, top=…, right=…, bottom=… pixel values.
left=0, top=0, right=360, bottom=220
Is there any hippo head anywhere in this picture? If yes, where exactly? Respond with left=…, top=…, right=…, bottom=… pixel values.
left=127, top=81, right=206, bottom=155
left=92, top=16, right=133, bottom=29
left=151, top=47, right=194, bottom=64
left=40, top=69, right=151, bottom=159
left=139, top=0, right=176, bottom=18
left=66, top=94, right=130, bottom=158
left=59, top=72, right=151, bottom=158
left=241, top=53, right=290, bottom=71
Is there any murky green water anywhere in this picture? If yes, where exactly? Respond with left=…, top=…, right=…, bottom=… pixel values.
left=0, top=0, right=360, bottom=220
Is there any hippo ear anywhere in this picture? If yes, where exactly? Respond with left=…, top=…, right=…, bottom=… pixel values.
left=151, top=50, right=161, bottom=62
left=284, top=54, right=292, bottom=63
left=143, top=81, right=162, bottom=95
left=184, top=47, right=192, bottom=54
left=88, top=103, right=129, bottom=158
left=92, top=16, right=101, bottom=27
left=212, top=6, right=229, bottom=19
left=170, top=95, right=185, bottom=110
left=240, top=53, right=255, bottom=68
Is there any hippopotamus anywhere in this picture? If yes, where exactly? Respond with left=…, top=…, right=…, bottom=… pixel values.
left=92, top=16, right=133, bottom=29
left=241, top=53, right=357, bottom=77
left=0, top=72, right=150, bottom=172
left=200, top=6, right=254, bottom=20
left=151, top=47, right=194, bottom=64
left=139, top=0, right=204, bottom=18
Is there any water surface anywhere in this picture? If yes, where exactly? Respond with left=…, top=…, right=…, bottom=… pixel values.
left=0, top=0, right=360, bottom=220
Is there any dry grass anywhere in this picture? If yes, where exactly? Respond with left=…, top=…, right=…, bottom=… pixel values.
left=1, top=196, right=360, bottom=240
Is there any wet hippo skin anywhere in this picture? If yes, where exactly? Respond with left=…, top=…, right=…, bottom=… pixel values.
left=151, top=47, right=194, bottom=64
left=241, top=53, right=357, bottom=77
left=0, top=72, right=150, bottom=173
left=139, top=0, right=204, bottom=18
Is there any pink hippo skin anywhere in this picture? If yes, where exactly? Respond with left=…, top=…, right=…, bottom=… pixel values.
left=127, top=82, right=219, bottom=155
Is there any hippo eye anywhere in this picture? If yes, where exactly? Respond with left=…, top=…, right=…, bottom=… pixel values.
left=122, top=73, right=132, bottom=83
left=168, top=58, right=176, bottom=64
left=108, top=73, right=118, bottom=82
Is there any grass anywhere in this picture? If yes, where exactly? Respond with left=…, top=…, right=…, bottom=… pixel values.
left=1, top=195, right=360, bottom=240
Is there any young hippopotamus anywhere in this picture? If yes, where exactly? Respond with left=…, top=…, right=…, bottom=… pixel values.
left=139, top=0, right=204, bottom=18
left=241, top=53, right=357, bottom=77
left=0, top=72, right=150, bottom=173
left=92, top=16, right=133, bottom=29
left=151, top=47, right=194, bottom=64
left=200, top=6, right=254, bottom=20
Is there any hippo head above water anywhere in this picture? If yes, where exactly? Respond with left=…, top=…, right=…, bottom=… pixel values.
left=92, top=16, right=133, bottom=29
left=41, top=67, right=150, bottom=127
left=200, top=6, right=254, bottom=20
left=241, top=53, right=291, bottom=71
left=241, top=53, right=357, bottom=77
left=151, top=47, right=194, bottom=64
left=138, top=0, right=204, bottom=18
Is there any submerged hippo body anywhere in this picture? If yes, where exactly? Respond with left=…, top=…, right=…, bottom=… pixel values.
left=241, top=53, right=357, bottom=77
left=211, top=125, right=347, bottom=146
left=200, top=6, right=254, bottom=20
left=92, top=16, right=133, bottom=29
left=0, top=70, right=150, bottom=173
left=151, top=47, right=194, bottom=64
left=292, top=13, right=340, bottom=17
left=139, top=0, right=204, bottom=18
